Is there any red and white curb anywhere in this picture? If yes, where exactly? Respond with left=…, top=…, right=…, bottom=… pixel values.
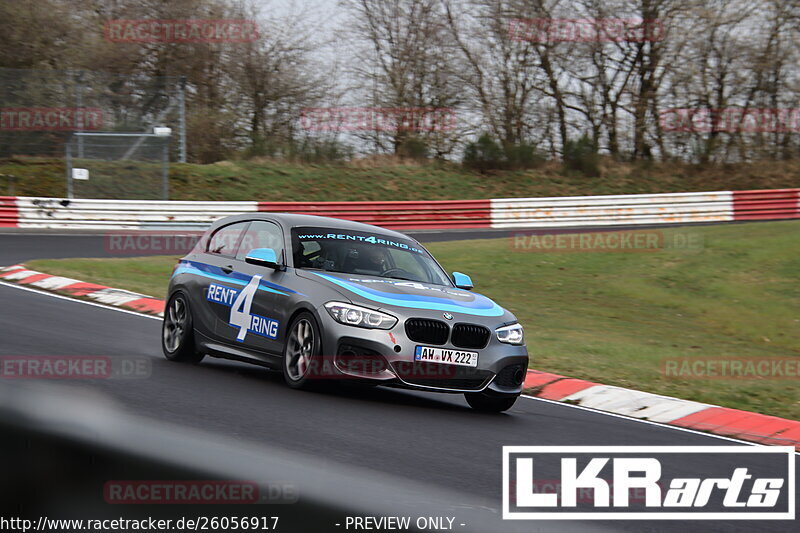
left=0, top=264, right=164, bottom=316
left=3, top=263, right=797, bottom=450
left=524, top=370, right=800, bottom=450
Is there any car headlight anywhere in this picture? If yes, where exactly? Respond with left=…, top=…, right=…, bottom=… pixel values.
left=496, top=323, right=524, bottom=345
left=324, top=302, right=397, bottom=330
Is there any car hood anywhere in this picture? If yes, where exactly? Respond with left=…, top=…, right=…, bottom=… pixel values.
left=299, top=271, right=507, bottom=318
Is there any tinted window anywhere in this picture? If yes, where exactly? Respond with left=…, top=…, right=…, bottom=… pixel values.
left=207, top=222, right=248, bottom=257
left=291, top=227, right=451, bottom=286
left=236, top=220, right=285, bottom=261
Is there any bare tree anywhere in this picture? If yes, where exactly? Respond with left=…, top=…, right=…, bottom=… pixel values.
left=344, top=0, right=464, bottom=157
left=227, top=2, right=334, bottom=157
left=4, top=0, right=800, bottom=164
left=442, top=0, right=565, bottom=151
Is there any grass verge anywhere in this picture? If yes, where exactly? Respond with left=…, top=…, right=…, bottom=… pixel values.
left=3, top=156, right=800, bottom=200
left=25, top=221, right=800, bottom=419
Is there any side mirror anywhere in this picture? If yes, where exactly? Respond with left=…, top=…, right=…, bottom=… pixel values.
left=452, top=271, right=474, bottom=290
left=245, top=248, right=280, bottom=270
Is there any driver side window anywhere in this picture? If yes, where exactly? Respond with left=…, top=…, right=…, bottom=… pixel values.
left=235, top=220, right=285, bottom=262
left=207, top=222, right=248, bottom=257
left=294, top=240, right=321, bottom=268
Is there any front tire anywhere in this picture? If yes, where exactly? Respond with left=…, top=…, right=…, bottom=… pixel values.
left=162, top=292, right=204, bottom=363
left=465, top=392, right=518, bottom=413
left=282, top=312, right=322, bottom=389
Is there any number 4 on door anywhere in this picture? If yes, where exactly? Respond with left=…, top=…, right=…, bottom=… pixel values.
left=229, top=275, right=262, bottom=341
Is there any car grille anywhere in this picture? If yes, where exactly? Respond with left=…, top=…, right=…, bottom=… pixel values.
left=405, top=318, right=449, bottom=345
left=451, top=324, right=491, bottom=349
left=494, top=364, right=525, bottom=388
left=392, top=362, right=493, bottom=391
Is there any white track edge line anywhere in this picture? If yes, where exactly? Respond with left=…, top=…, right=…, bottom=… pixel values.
left=521, top=394, right=800, bottom=455
left=0, top=280, right=161, bottom=321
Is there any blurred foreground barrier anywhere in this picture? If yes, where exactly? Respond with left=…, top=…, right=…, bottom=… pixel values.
left=1, top=189, right=797, bottom=230
left=0, top=381, right=532, bottom=531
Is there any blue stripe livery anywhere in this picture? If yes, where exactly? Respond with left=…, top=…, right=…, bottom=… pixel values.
left=312, top=273, right=504, bottom=317
left=172, top=260, right=301, bottom=296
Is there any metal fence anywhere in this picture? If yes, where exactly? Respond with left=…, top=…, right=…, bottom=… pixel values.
left=66, top=132, right=170, bottom=200
left=0, top=68, right=186, bottom=198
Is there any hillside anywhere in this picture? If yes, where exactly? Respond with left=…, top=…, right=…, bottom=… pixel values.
left=2, top=156, right=798, bottom=201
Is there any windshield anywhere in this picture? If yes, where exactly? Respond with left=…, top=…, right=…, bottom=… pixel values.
left=291, top=227, right=451, bottom=286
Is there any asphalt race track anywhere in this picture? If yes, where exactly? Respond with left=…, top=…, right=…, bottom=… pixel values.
left=0, top=221, right=759, bottom=263
left=1, top=230, right=797, bottom=533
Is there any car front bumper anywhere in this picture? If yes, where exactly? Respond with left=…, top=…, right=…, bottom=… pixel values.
left=314, top=306, right=529, bottom=395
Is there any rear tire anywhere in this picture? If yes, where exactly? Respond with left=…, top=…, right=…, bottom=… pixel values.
left=465, top=392, right=517, bottom=413
left=282, top=312, right=322, bottom=389
left=162, top=292, right=204, bottom=363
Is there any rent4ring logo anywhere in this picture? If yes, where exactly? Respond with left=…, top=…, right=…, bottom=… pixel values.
left=503, top=446, right=795, bottom=520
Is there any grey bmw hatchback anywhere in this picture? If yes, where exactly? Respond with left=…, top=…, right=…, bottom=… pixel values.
left=162, top=213, right=529, bottom=412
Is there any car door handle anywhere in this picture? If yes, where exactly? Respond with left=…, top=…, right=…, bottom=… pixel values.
left=221, top=265, right=234, bottom=274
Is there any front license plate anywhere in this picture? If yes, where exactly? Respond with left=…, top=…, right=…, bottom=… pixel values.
left=414, top=346, right=479, bottom=367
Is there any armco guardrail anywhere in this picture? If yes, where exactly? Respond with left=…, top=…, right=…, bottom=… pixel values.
left=732, top=189, right=800, bottom=220
left=12, top=197, right=259, bottom=230
left=491, top=191, right=734, bottom=228
left=259, top=199, right=491, bottom=229
left=0, top=196, right=18, bottom=227
left=1, top=189, right=797, bottom=230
